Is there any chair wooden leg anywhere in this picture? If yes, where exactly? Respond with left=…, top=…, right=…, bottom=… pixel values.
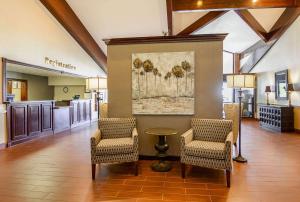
left=181, top=163, right=185, bottom=178
left=134, top=161, right=138, bottom=176
left=226, top=170, right=231, bottom=188
left=92, top=164, right=96, bottom=180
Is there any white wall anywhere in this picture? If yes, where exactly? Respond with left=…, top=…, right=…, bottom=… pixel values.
left=0, top=0, right=105, bottom=77
left=252, top=16, right=300, bottom=130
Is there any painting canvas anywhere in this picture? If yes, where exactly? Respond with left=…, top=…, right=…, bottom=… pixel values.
left=132, top=51, right=195, bottom=115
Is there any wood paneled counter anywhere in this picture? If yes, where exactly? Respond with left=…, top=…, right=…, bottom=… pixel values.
left=6, top=99, right=92, bottom=146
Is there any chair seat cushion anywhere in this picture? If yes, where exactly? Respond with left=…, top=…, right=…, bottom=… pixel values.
left=185, top=140, right=226, bottom=160
left=96, top=137, right=134, bottom=155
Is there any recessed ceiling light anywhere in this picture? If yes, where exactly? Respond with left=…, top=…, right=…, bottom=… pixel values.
left=252, top=0, right=258, bottom=3
left=197, top=0, right=203, bottom=7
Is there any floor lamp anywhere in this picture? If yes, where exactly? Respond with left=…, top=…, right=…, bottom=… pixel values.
left=86, top=77, right=107, bottom=120
left=227, top=74, right=256, bottom=163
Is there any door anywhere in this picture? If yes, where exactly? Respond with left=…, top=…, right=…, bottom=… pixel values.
left=41, top=103, right=53, bottom=132
left=11, top=105, right=27, bottom=141
left=27, top=103, right=41, bottom=136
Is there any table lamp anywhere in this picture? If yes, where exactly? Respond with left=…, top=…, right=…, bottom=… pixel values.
left=227, top=74, right=256, bottom=163
left=265, top=86, right=271, bottom=105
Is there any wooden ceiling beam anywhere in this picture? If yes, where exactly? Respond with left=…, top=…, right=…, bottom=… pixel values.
left=166, top=0, right=173, bottom=35
left=40, top=0, right=107, bottom=73
left=267, top=7, right=300, bottom=41
left=177, top=11, right=228, bottom=36
left=235, top=10, right=268, bottom=42
left=172, top=0, right=297, bottom=11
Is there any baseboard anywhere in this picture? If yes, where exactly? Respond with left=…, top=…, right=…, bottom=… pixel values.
left=295, top=129, right=300, bottom=134
left=0, top=143, right=7, bottom=150
left=139, top=155, right=180, bottom=161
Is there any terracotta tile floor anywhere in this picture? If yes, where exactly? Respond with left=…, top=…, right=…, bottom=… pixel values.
left=1, top=120, right=300, bottom=202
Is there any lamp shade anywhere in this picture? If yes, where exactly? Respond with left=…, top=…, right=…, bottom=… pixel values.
left=86, top=77, right=107, bottom=91
left=265, top=86, right=271, bottom=93
left=226, top=74, right=256, bottom=88
left=287, top=83, right=294, bottom=92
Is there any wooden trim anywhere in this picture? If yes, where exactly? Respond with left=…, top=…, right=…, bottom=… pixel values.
left=104, top=34, right=227, bottom=45
left=5, top=59, right=86, bottom=78
left=172, top=0, right=297, bottom=11
left=166, top=0, right=173, bottom=36
left=235, top=10, right=268, bottom=42
left=267, top=7, right=300, bottom=41
left=177, top=11, right=228, bottom=36
left=233, top=53, right=241, bottom=73
left=295, top=129, right=300, bottom=134
left=0, top=143, right=6, bottom=150
left=2, top=58, right=7, bottom=103
left=40, top=0, right=107, bottom=73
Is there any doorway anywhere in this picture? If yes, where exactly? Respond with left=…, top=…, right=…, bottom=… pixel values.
left=6, top=79, right=28, bottom=102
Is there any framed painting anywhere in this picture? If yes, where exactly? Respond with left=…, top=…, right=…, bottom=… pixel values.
left=132, top=51, right=195, bottom=115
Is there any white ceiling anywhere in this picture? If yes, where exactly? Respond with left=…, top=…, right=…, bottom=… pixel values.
left=194, top=11, right=261, bottom=53
left=7, top=63, right=84, bottom=78
left=66, top=2, right=287, bottom=55
left=249, top=8, right=285, bottom=32
left=173, top=11, right=208, bottom=35
left=66, top=0, right=168, bottom=55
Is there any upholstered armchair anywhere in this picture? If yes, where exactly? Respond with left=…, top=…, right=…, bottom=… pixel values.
left=180, top=119, right=233, bottom=187
left=90, top=118, right=138, bottom=179
left=224, top=103, right=239, bottom=146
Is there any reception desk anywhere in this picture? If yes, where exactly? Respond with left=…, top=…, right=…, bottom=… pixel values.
left=6, top=99, right=92, bottom=146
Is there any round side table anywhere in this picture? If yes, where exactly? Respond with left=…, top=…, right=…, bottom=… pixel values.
left=145, top=127, right=177, bottom=172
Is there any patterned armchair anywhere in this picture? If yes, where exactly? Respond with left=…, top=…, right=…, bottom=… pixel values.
left=224, top=103, right=240, bottom=146
left=180, top=119, right=233, bottom=187
left=90, top=118, right=138, bottom=179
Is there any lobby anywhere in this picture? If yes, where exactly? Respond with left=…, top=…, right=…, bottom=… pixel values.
left=1, top=0, right=300, bottom=202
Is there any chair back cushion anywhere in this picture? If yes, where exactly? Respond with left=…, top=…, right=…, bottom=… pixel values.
left=99, top=118, right=136, bottom=139
left=191, top=119, right=232, bottom=142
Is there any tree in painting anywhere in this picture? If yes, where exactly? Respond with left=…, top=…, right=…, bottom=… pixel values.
left=142, top=60, right=154, bottom=95
left=172, top=65, right=185, bottom=96
left=133, top=58, right=143, bottom=98
left=182, top=60, right=191, bottom=91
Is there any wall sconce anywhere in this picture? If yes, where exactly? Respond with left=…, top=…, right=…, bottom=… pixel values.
left=265, top=86, right=271, bottom=105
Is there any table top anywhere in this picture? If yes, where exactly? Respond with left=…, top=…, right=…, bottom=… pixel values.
left=145, top=128, right=178, bottom=136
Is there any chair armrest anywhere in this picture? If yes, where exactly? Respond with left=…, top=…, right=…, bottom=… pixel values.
left=91, top=130, right=101, bottom=148
left=132, top=128, right=139, bottom=154
left=225, top=131, right=233, bottom=145
left=181, top=129, right=193, bottom=146
left=132, top=128, right=138, bottom=143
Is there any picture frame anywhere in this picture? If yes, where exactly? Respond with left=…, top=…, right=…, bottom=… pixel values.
left=275, top=70, right=288, bottom=100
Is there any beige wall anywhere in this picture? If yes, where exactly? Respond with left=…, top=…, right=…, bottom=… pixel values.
left=107, top=41, right=223, bottom=156
left=48, top=76, right=86, bottom=86
left=7, top=71, right=54, bottom=101
left=54, top=86, right=85, bottom=101
left=0, top=0, right=104, bottom=77
left=257, top=70, right=300, bottom=130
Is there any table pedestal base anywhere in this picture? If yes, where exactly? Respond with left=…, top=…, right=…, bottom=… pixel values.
left=151, top=161, right=171, bottom=172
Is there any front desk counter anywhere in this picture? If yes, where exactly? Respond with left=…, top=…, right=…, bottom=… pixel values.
left=6, top=99, right=91, bottom=146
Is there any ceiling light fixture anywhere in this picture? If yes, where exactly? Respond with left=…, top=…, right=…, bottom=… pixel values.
left=197, top=0, right=203, bottom=7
